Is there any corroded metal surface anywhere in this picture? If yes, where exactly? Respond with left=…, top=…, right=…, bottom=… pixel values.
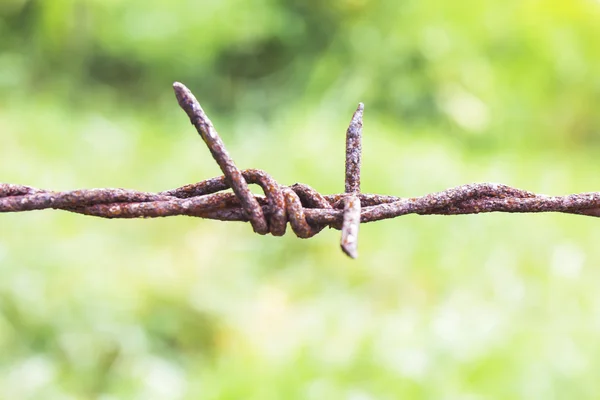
left=340, top=103, right=364, bottom=258
left=2, top=82, right=600, bottom=258
left=173, top=82, right=268, bottom=234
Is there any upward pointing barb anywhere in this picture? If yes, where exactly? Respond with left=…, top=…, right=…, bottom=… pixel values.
left=344, top=103, right=364, bottom=194
left=5, top=83, right=598, bottom=259
left=173, top=82, right=269, bottom=235
left=174, top=82, right=368, bottom=258
left=341, top=103, right=364, bottom=259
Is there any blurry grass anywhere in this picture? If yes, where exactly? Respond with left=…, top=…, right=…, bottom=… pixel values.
left=2, top=90, right=600, bottom=398
left=2, top=0, right=600, bottom=397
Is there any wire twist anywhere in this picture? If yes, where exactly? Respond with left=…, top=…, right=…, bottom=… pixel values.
left=2, top=82, right=600, bottom=258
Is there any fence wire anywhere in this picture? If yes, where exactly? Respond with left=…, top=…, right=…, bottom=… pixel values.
left=2, top=83, right=600, bottom=258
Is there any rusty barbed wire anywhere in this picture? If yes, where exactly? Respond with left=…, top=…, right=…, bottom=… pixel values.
left=2, top=82, right=600, bottom=258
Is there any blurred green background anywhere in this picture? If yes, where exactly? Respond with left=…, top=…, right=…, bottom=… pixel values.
left=1, top=0, right=600, bottom=398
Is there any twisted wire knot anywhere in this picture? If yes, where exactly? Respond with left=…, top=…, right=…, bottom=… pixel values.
left=2, top=82, right=600, bottom=258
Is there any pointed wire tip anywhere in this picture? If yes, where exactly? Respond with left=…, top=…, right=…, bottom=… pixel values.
left=172, top=81, right=185, bottom=93
left=172, top=82, right=205, bottom=123
left=354, top=102, right=364, bottom=117
left=172, top=81, right=191, bottom=100
left=340, top=194, right=361, bottom=259
left=173, top=82, right=186, bottom=102
left=173, top=82, right=200, bottom=103
left=347, top=103, right=364, bottom=131
left=341, top=243, right=358, bottom=259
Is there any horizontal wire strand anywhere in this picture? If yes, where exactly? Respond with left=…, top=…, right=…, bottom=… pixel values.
left=2, top=83, right=600, bottom=258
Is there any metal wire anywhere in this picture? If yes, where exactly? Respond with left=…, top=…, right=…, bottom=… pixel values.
left=2, top=82, right=600, bottom=258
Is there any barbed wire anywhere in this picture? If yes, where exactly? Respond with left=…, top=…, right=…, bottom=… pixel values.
left=2, top=82, right=600, bottom=258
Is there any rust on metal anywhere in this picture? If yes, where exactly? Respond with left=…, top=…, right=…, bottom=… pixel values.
left=340, top=103, right=364, bottom=258
left=341, top=194, right=361, bottom=259
left=173, top=82, right=267, bottom=234
left=2, top=83, right=600, bottom=258
left=344, top=103, right=364, bottom=194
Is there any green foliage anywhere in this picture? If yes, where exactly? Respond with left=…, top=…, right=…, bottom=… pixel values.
left=1, top=0, right=600, bottom=398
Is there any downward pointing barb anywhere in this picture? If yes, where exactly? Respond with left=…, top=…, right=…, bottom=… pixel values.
left=341, top=194, right=361, bottom=259
left=5, top=83, right=592, bottom=259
